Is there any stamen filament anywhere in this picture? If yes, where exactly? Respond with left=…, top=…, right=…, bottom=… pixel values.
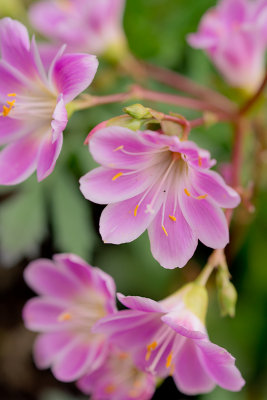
left=162, top=225, right=168, bottom=237
left=112, top=172, right=123, bottom=181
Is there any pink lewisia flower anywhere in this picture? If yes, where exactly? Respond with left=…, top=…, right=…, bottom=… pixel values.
left=0, top=18, right=98, bottom=184
left=77, top=346, right=156, bottom=400
left=79, top=126, right=240, bottom=269
left=29, top=0, right=126, bottom=56
left=23, top=253, right=116, bottom=382
left=188, top=0, right=267, bottom=92
left=95, top=286, right=245, bottom=395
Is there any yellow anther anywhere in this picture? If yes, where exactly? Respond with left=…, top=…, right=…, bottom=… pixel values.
left=145, top=341, right=157, bottom=361
left=58, top=312, right=72, bottom=322
left=2, top=105, right=11, bottom=116
left=105, top=385, right=116, bottom=394
left=197, top=194, right=208, bottom=200
left=184, top=188, right=191, bottom=197
left=112, top=172, right=123, bottom=181
left=162, top=225, right=168, bottom=237
left=134, top=204, right=139, bottom=217
left=113, top=145, right=124, bottom=152
left=169, top=215, right=176, bottom=222
left=170, top=363, right=175, bottom=376
left=118, top=352, right=129, bottom=360
left=7, top=93, right=16, bottom=97
left=166, top=352, right=173, bottom=368
left=7, top=100, right=15, bottom=107
left=198, top=156, right=203, bottom=167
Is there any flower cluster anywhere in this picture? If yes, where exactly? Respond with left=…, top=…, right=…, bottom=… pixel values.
left=188, top=0, right=267, bottom=92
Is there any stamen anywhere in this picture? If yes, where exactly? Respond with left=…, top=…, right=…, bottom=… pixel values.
left=105, top=385, right=116, bottom=394
left=196, top=194, right=208, bottom=200
left=198, top=156, right=203, bottom=167
left=113, top=145, right=124, bottom=152
left=172, top=152, right=181, bottom=161
left=58, top=312, right=72, bottom=322
left=7, top=100, right=16, bottom=107
left=184, top=188, right=191, bottom=197
left=7, top=93, right=16, bottom=97
left=166, top=352, right=173, bottom=368
left=162, top=225, right=168, bottom=237
left=170, top=363, right=175, bottom=376
left=169, top=215, right=176, bottom=222
left=134, top=204, right=139, bottom=217
left=2, top=105, right=11, bottom=116
left=145, top=341, right=157, bottom=361
left=112, top=172, right=123, bottom=181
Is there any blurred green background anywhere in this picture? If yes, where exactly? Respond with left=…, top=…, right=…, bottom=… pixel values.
left=0, top=0, right=267, bottom=399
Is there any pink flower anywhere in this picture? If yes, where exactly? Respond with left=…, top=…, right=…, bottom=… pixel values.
left=0, top=18, right=98, bottom=184
left=29, top=0, right=126, bottom=56
left=188, top=0, right=267, bottom=92
left=23, top=253, right=116, bottom=382
left=80, top=126, right=240, bottom=269
left=77, top=346, right=156, bottom=400
left=95, top=285, right=245, bottom=395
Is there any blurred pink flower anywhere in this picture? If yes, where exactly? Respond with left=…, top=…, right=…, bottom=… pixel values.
left=95, top=286, right=245, bottom=395
left=77, top=346, right=156, bottom=400
left=29, top=0, right=126, bottom=56
left=23, top=253, right=116, bottom=382
left=0, top=18, right=98, bottom=184
left=80, top=126, right=240, bottom=269
left=188, top=0, right=267, bottom=92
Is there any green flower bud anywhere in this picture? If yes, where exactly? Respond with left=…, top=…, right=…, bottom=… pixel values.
left=216, top=266, right=238, bottom=318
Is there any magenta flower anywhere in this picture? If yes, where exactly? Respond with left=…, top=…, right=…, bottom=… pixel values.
left=95, top=286, right=245, bottom=395
left=23, top=253, right=116, bottom=382
left=0, top=18, right=98, bottom=184
left=29, top=0, right=126, bottom=56
left=77, top=346, right=156, bottom=400
left=80, top=126, right=240, bottom=269
left=188, top=0, right=267, bottom=92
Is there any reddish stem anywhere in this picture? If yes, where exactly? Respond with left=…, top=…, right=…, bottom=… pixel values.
left=239, top=70, right=267, bottom=115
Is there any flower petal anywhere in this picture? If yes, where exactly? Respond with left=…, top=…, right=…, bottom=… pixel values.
left=173, top=339, right=216, bottom=395
left=24, top=259, right=82, bottom=299
left=37, top=131, right=63, bottom=182
left=118, top=293, right=166, bottom=313
left=80, top=167, right=155, bottom=204
left=196, top=340, right=245, bottom=391
left=0, top=117, right=28, bottom=145
left=148, top=193, right=198, bottom=269
left=99, top=186, right=163, bottom=244
left=161, top=310, right=207, bottom=340
left=0, top=60, right=26, bottom=99
left=51, top=53, right=98, bottom=102
left=179, top=190, right=229, bottom=249
left=192, top=169, right=240, bottom=208
left=89, top=126, right=156, bottom=170
left=0, top=133, right=40, bottom=185
left=51, top=95, right=68, bottom=142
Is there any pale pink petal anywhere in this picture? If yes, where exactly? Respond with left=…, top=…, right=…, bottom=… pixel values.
left=51, top=95, right=68, bottom=142
left=0, top=133, right=40, bottom=185
left=0, top=60, right=26, bottom=99
left=89, top=126, right=155, bottom=170
left=161, top=311, right=207, bottom=339
left=148, top=194, right=198, bottom=269
left=22, top=298, right=67, bottom=332
left=197, top=340, right=245, bottom=391
left=51, top=53, right=98, bottom=102
left=24, top=259, right=82, bottom=299
left=80, top=167, right=155, bottom=204
left=37, top=131, right=63, bottom=181
left=0, top=117, right=28, bottom=145
left=179, top=190, right=229, bottom=249
left=117, top=293, right=166, bottom=313
left=173, top=339, right=216, bottom=395
left=0, top=18, right=36, bottom=77
left=33, top=331, right=74, bottom=369
left=99, top=186, right=163, bottom=244
left=192, top=169, right=240, bottom=208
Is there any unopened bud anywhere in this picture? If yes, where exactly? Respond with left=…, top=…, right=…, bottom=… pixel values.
left=124, top=104, right=153, bottom=120
left=216, top=266, right=237, bottom=318
left=183, top=283, right=208, bottom=323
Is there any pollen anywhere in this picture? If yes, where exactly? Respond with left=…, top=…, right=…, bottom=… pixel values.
left=169, top=215, right=176, bottom=222
left=1, top=93, right=16, bottom=117
left=105, top=384, right=116, bottom=394
left=8, top=93, right=16, bottom=97
left=113, top=145, right=124, bottom=152
left=197, top=194, right=208, bottom=200
left=145, top=341, right=157, bottom=361
left=162, top=225, right=168, bottom=237
left=112, top=172, right=123, bottom=181
left=58, top=312, right=72, bottom=322
left=134, top=204, right=139, bottom=217
left=198, top=156, right=203, bottom=167
left=184, top=188, right=191, bottom=197
left=166, top=352, right=173, bottom=368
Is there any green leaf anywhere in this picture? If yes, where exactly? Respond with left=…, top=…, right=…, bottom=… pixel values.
left=49, top=169, right=95, bottom=260
left=0, top=179, right=47, bottom=266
